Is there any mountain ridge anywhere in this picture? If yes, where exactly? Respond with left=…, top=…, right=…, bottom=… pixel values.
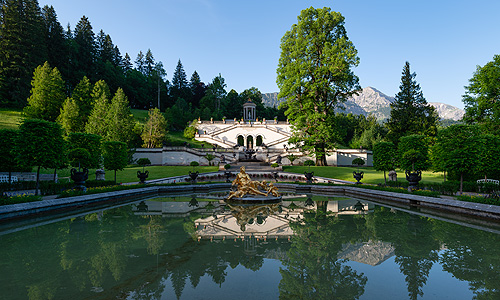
left=261, top=87, right=464, bottom=121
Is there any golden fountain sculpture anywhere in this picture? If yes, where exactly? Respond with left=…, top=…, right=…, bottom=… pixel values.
left=227, top=166, right=280, bottom=200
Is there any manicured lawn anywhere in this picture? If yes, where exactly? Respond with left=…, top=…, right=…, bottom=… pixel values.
left=167, top=131, right=213, bottom=148
left=38, top=165, right=219, bottom=183
left=131, top=108, right=150, bottom=124
left=0, top=108, right=23, bottom=130
left=282, top=166, right=445, bottom=184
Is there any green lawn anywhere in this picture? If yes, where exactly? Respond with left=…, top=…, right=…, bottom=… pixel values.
left=0, top=108, right=23, bottom=130
left=39, top=165, right=219, bottom=183
left=282, top=166, right=445, bottom=184
left=131, top=108, right=150, bottom=124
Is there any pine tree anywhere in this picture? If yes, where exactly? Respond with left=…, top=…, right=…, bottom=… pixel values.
left=144, top=49, right=155, bottom=76
left=123, top=53, right=132, bottom=71
left=71, top=76, right=93, bottom=125
left=41, top=5, right=68, bottom=81
left=57, top=97, right=80, bottom=134
left=386, top=62, right=438, bottom=144
left=189, top=70, right=205, bottom=108
left=23, top=62, right=66, bottom=121
left=171, top=59, right=189, bottom=101
left=135, top=51, right=145, bottom=74
left=85, top=80, right=111, bottom=137
left=74, top=15, right=96, bottom=81
left=106, top=88, right=135, bottom=144
left=0, top=0, right=48, bottom=107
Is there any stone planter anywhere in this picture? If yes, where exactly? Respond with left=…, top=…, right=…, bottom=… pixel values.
left=353, top=171, right=364, bottom=184
left=304, top=171, right=314, bottom=184
left=137, top=170, right=149, bottom=184
left=189, top=171, right=199, bottom=183
left=405, top=170, right=422, bottom=190
left=224, top=171, right=233, bottom=183
left=70, top=168, right=89, bottom=191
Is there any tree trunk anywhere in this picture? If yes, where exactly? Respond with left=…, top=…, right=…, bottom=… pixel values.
left=114, top=170, right=117, bottom=184
left=459, top=172, right=463, bottom=195
left=53, top=168, right=57, bottom=182
left=35, top=166, right=41, bottom=196
left=443, top=171, right=446, bottom=182
left=384, top=170, right=387, bottom=185
left=8, top=171, right=12, bottom=185
left=315, top=144, right=327, bottom=166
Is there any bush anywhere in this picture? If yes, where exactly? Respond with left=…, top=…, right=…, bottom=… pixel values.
left=457, top=194, right=500, bottom=206
left=271, top=163, right=279, bottom=168
left=0, top=194, right=42, bottom=206
left=303, top=160, right=315, bottom=167
left=224, top=164, right=231, bottom=170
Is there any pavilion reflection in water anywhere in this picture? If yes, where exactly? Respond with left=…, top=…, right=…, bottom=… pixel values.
left=132, top=195, right=396, bottom=266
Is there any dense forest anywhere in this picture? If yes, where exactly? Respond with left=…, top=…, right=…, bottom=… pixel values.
left=0, top=0, right=284, bottom=130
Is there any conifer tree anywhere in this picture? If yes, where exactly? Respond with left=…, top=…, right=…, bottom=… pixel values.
left=106, top=88, right=135, bottom=144
left=71, top=76, right=93, bottom=125
left=57, top=97, right=80, bottom=134
left=23, top=62, right=66, bottom=121
left=74, top=16, right=96, bottom=81
left=189, top=70, right=205, bottom=108
left=41, top=5, right=68, bottom=80
left=171, top=59, right=189, bottom=101
left=135, top=51, right=145, bottom=74
left=144, top=49, right=155, bottom=76
left=386, top=62, right=438, bottom=144
left=85, top=80, right=111, bottom=137
left=123, top=53, right=133, bottom=71
left=0, top=0, right=48, bottom=107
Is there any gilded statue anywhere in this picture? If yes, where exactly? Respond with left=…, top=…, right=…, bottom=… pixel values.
left=227, top=166, right=280, bottom=200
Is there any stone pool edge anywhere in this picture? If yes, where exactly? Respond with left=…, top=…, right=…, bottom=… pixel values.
left=0, top=183, right=499, bottom=222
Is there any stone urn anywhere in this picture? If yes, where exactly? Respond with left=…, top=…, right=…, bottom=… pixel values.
left=137, top=170, right=149, bottom=184
left=272, top=171, right=279, bottom=182
left=95, top=169, right=105, bottom=181
left=71, top=168, right=89, bottom=191
left=353, top=171, right=364, bottom=184
left=304, top=171, right=314, bottom=184
left=224, top=171, right=232, bottom=183
left=405, top=170, right=422, bottom=190
left=189, top=171, right=199, bottom=183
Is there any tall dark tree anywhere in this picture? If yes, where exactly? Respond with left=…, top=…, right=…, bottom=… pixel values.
left=0, top=0, right=48, bottom=107
left=135, top=51, right=145, bottom=74
left=277, top=7, right=360, bottom=165
left=144, top=49, right=155, bottom=76
left=41, top=5, right=68, bottom=82
left=386, top=62, right=438, bottom=145
left=122, top=53, right=132, bottom=71
left=189, top=70, right=205, bottom=108
left=73, top=16, right=96, bottom=81
left=171, top=59, right=189, bottom=102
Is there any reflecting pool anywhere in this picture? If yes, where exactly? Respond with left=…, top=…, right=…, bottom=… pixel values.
left=1, top=194, right=499, bottom=300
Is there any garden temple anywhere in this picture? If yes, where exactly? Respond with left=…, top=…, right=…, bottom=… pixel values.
left=133, top=100, right=372, bottom=166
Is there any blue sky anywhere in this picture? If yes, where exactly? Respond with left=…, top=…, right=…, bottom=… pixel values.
left=38, top=0, right=500, bottom=109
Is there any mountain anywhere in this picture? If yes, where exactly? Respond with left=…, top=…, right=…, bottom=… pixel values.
left=262, top=87, right=465, bottom=121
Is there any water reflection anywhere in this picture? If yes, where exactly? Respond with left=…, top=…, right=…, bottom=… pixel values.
left=0, top=195, right=498, bottom=300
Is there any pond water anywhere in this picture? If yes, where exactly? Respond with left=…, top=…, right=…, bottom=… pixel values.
left=0, top=193, right=499, bottom=300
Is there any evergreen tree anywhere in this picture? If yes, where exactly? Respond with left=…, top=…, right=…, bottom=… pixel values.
left=0, top=0, right=48, bottom=107
left=171, top=59, right=189, bottom=101
left=106, top=88, right=136, bottom=145
left=135, top=51, right=145, bottom=74
left=74, top=15, right=96, bottom=81
left=222, top=89, right=243, bottom=119
left=85, top=80, right=111, bottom=137
left=386, top=62, right=438, bottom=145
left=23, top=62, right=66, bottom=121
left=123, top=53, right=132, bottom=71
left=189, top=70, right=205, bottom=108
left=41, top=5, right=68, bottom=82
left=144, top=49, right=155, bottom=76
left=57, top=97, right=80, bottom=134
left=68, top=132, right=102, bottom=169
left=373, top=141, right=396, bottom=184
left=199, top=74, right=226, bottom=118
left=71, top=76, right=93, bottom=126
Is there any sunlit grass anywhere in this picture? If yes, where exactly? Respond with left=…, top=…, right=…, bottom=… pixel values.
left=0, top=108, right=23, bottom=130
left=282, top=166, right=444, bottom=184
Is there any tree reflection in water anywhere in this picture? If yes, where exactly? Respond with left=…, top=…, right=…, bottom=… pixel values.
left=0, top=197, right=499, bottom=299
